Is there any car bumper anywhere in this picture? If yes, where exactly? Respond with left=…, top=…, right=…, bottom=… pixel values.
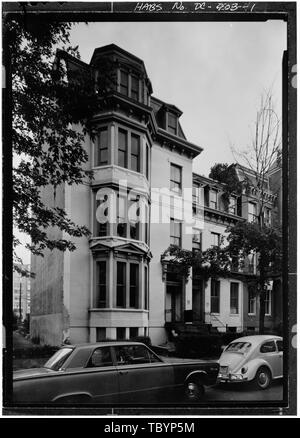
left=217, top=373, right=248, bottom=383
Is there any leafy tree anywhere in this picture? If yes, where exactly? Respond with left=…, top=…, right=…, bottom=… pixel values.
left=161, top=243, right=231, bottom=285
left=226, top=222, right=282, bottom=333
left=5, top=16, right=113, bottom=276
left=209, top=163, right=244, bottom=203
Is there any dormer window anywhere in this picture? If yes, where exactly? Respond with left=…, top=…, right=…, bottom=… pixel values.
left=209, top=189, right=218, bottom=209
left=118, top=69, right=143, bottom=103
left=167, top=112, right=177, bottom=135
left=131, top=74, right=139, bottom=101
left=228, top=196, right=237, bottom=215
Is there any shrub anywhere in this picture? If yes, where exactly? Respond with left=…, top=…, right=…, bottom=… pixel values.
left=175, top=333, right=222, bottom=358
left=13, top=345, right=59, bottom=359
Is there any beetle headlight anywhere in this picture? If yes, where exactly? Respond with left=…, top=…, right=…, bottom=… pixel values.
left=241, top=366, right=248, bottom=374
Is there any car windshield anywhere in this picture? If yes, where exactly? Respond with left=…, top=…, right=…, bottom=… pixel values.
left=225, top=342, right=252, bottom=354
left=44, top=347, right=73, bottom=371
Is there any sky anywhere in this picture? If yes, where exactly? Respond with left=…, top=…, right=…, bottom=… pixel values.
left=70, top=20, right=287, bottom=176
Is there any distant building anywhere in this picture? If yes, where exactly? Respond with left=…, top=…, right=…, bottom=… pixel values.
left=30, top=45, right=282, bottom=346
left=13, top=265, right=31, bottom=321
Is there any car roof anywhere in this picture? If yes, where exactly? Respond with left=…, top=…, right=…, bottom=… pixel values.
left=62, top=341, right=146, bottom=350
left=229, top=335, right=282, bottom=346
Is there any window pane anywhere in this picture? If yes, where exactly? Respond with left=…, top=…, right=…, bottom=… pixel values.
left=211, top=280, right=220, bottom=313
left=192, top=229, right=202, bottom=250
left=97, top=129, right=108, bottom=166
left=117, top=262, right=126, bottom=307
left=230, top=283, right=239, bottom=314
left=145, top=144, right=150, bottom=179
left=116, top=327, right=126, bottom=340
left=211, top=232, right=220, bottom=247
left=131, top=75, right=139, bottom=101
left=170, top=164, right=182, bottom=193
left=210, top=190, right=217, bottom=209
left=131, top=135, right=140, bottom=172
left=115, top=345, right=151, bottom=365
left=95, top=199, right=107, bottom=237
left=260, top=341, right=276, bottom=353
left=248, top=287, right=256, bottom=314
left=120, top=71, right=128, bottom=95
left=130, top=264, right=139, bottom=308
left=88, top=347, right=113, bottom=368
left=118, top=130, right=127, bottom=168
left=248, top=202, right=257, bottom=222
left=96, top=261, right=106, bottom=308
left=193, top=183, right=200, bottom=204
left=170, top=219, right=181, bottom=247
left=168, top=113, right=177, bottom=135
left=229, top=197, right=236, bottom=214
left=144, top=266, right=148, bottom=309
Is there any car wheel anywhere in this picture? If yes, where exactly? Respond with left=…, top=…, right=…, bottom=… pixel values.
left=184, top=379, right=205, bottom=402
left=255, top=367, right=272, bottom=390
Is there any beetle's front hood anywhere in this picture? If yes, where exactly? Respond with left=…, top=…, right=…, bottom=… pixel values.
left=219, top=353, right=247, bottom=373
left=13, top=367, right=55, bottom=380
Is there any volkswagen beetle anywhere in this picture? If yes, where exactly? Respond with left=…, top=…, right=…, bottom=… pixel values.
left=217, top=335, right=283, bottom=389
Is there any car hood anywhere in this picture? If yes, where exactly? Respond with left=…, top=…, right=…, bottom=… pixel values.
left=219, top=352, right=247, bottom=372
left=13, top=367, right=55, bottom=380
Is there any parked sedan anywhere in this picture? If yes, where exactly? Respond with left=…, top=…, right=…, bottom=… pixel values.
left=218, top=335, right=283, bottom=389
left=13, top=342, right=219, bottom=404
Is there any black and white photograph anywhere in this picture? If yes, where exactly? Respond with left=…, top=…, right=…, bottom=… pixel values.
left=2, top=1, right=297, bottom=418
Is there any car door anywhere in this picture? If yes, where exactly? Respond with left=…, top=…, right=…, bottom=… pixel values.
left=259, top=340, right=282, bottom=378
left=56, top=346, right=119, bottom=403
left=113, top=345, right=174, bottom=403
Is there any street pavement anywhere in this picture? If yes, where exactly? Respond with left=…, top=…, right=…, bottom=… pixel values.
left=205, top=380, right=283, bottom=401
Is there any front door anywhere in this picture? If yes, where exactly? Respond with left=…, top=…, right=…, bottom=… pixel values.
left=166, top=283, right=183, bottom=322
left=192, top=276, right=203, bottom=321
